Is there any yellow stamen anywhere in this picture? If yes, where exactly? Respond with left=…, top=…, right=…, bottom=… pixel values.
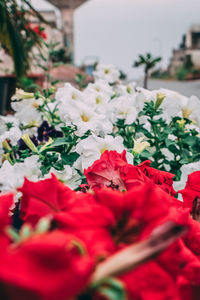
left=81, top=114, right=89, bottom=122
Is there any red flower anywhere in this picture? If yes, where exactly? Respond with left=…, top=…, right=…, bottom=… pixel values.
left=0, top=193, right=13, bottom=253
left=32, top=25, right=47, bottom=39
left=138, top=160, right=176, bottom=196
left=0, top=230, right=93, bottom=300
left=179, top=171, right=200, bottom=211
left=84, top=150, right=128, bottom=191
left=121, top=261, right=180, bottom=300
left=18, top=174, right=75, bottom=225
left=84, top=151, right=176, bottom=196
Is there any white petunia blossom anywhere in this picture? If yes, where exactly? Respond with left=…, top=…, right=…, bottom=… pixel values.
left=0, top=156, right=41, bottom=192
left=110, top=95, right=138, bottom=125
left=180, top=95, right=200, bottom=127
left=74, top=134, right=133, bottom=172
left=62, top=102, right=113, bottom=136
left=0, top=126, right=22, bottom=147
left=11, top=98, right=42, bottom=125
left=93, top=64, right=120, bottom=84
left=55, top=83, right=83, bottom=104
left=85, top=79, right=113, bottom=97
left=49, top=165, right=81, bottom=189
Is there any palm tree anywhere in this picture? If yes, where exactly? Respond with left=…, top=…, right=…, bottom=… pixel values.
left=0, top=0, right=48, bottom=78
left=133, top=53, right=162, bottom=89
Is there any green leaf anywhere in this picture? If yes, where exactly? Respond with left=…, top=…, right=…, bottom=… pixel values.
left=41, top=137, right=71, bottom=150
left=165, top=139, right=176, bottom=148
left=182, top=136, right=197, bottom=146
left=61, top=152, right=80, bottom=166
left=92, top=278, right=127, bottom=300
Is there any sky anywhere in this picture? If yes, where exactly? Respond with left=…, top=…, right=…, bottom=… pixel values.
left=31, top=0, right=200, bottom=79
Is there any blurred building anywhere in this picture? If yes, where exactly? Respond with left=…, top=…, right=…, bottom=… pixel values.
left=0, top=0, right=89, bottom=75
left=168, top=24, right=200, bottom=76
left=47, top=0, right=89, bottom=61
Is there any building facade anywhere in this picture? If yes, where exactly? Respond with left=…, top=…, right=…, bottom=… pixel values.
left=168, top=25, right=200, bottom=76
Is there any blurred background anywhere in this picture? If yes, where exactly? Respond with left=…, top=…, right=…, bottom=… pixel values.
left=1, top=0, right=200, bottom=114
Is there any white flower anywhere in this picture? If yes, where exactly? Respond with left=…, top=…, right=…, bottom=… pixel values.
left=93, top=64, right=120, bottom=84
left=49, top=165, right=81, bottom=189
left=11, top=98, right=42, bottom=125
left=74, top=134, right=133, bottom=172
left=110, top=95, right=138, bottom=125
left=0, top=156, right=41, bottom=192
left=115, top=82, right=136, bottom=96
left=85, top=79, right=113, bottom=97
left=0, top=126, right=22, bottom=147
left=181, top=95, right=200, bottom=127
left=82, top=89, right=111, bottom=114
left=132, top=137, right=150, bottom=155
left=64, top=102, right=112, bottom=136
left=56, top=83, right=83, bottom=104
left=0, top=115, right=19, bottom=135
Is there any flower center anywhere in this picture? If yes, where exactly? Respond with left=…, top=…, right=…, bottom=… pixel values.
left=182, top=108, right=192, bottom=119
left=81, top=114, right=89, bottom=122
left=95, top=87, right=100, bottom=92
left=111, top=213, right=141, bottom=245
left=192, top=197, right=200, bottom=222
left=32, top=101, right=39, bottom=108
left=104, top=69, right=110, bottom=74
left=72, top=93, right=77, bottom=100
left=100, top=146, right=107, bottom=154
left=96, top=96, right=101, bottom=104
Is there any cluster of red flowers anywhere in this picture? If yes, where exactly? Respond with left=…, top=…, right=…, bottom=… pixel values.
left=0, top=150, right=200, bottom=300
left=26, top=23, right=47, bottom=40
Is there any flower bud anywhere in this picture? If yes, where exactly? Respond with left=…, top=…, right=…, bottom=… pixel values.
left=182, top=108, right=192, bottom=119
left=2, top=140, right=11, bottom=151
left=177, top=119, right=186, bottom=129
left=21, top=134, right=38, bottom=153
left=11, top=88, right=34, bottom=101
left=132, top=137, right=150, bottom=156
left=154, top=93, right=165, bottom=110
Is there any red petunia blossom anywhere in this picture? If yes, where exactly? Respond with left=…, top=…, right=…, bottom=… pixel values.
left=0, top=193, right=14, bottom=253
left=121, top=261, right=180, bottom=300
left=138, top=160, right=177, bottom=196
left=18, top=174, right=75, bottom=225
left=84, top=150, right=176, bottom=196
left=179, top=171, right=200, bottom=211
left=16, top=174, right=200, bottom=300
left=0, top=230, right=94, bottom=300
left=84, top=150, right=128, bottom=191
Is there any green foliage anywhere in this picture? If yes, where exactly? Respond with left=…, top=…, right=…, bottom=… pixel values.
left=49, top=47, right=71, bottom=64
left=176, top=67, right=188, bottom=81
left=113, top=99, right=200, bottom=180
left=74, top=73, right=88, bottom=89
left=0, top=0, right=48, bottom=78
left=90, top=278, right=127, bottom=300
left=35, top=41, right=62, bottom=88
left=133, top=53, right=162, bottom=88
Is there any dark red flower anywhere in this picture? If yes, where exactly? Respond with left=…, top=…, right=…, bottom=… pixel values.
left=138, top=160, right=177, bottom=196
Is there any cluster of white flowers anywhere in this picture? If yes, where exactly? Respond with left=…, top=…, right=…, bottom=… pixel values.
left=1, top=64, right=200, bottom=194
